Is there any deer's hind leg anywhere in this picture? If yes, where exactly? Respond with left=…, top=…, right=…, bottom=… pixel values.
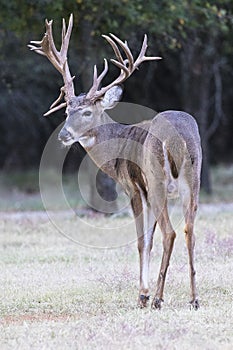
left=180, top=172, right=200, bottom=310
left=131, top=188, right=156, bottom=308
left=151, top=202, right=176, bottom=310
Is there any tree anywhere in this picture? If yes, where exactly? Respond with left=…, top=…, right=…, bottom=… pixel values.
left=176, top=2, right=233, bottom=193
left=132, top=0, right=233, bottom=193
left=0, top=0, right=232, bottom=199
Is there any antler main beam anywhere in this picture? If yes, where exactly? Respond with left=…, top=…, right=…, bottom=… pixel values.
left=86, top=34, right=162, bottom=102
left=28, top=14, right=75, bottom=116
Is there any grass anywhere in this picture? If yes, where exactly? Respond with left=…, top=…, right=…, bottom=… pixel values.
left=0, top=164, right=232, bottom=212
left=200, top=164, right=233, bottom=203
left=0, top=165, right=232, bottom=349
left=0, top=207, right=233, bottom=349
left=0, top=169, right=84, bottom=211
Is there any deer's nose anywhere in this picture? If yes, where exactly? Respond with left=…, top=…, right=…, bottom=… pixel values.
left=58, top=128, right=72, bottom=141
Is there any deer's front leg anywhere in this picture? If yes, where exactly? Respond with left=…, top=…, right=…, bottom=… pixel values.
left=131, top=189, right=156, bottom=308
left=137, top=229, right=154, bottom=307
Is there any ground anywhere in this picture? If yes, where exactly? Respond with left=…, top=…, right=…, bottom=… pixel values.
left=0, top=166, right=233, bottom=349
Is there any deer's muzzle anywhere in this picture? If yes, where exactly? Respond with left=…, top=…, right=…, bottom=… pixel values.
left=58, top=128, right=73, bottom=144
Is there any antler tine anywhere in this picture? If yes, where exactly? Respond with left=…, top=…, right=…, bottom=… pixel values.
left=137, top=34, right=148, bottom=61
left=95, top=59, right=109, bottom=86
left=87, top=64, right=98, bottom=96
left=135, top=34, right=162, bottom=66
left=44, top=19, right=60, bottom=65
left=62, top=18, right=66, bottom=42
left=87, top=59, right=109, bottom=98
left=61, top=14, right=73, bottom=58
left=102, top=35, right=131, bottom=77
left=110, top=58, right=130, bottom=76
left=44, top=102, right=67, bottom=117
left=29, top=35, right=61, bottom=73
left=50, top=86, right=65, bottom=110
left=109, top=33, right=134, bottom=72
left=28, top=42, right=47, bottom=56
left=102, top=35, right=124, bottom=65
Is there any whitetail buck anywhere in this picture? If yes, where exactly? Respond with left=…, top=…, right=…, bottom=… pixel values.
left=29, top=14, right=202, bottom=309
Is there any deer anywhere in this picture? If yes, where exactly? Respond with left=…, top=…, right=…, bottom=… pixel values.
left=29, top=14, right=202, bottom=310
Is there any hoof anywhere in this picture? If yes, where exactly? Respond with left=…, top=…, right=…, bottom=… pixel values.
left=151, top=298, right=164, bottom=310
left=189, top=299, right=200, bottom=310
left=138, top=294, right=150, bottom=308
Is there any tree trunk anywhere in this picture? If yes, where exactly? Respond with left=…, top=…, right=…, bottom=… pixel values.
left=181, top=48, right=212, bottom=194
left=198, top=65, right=212, bottom=194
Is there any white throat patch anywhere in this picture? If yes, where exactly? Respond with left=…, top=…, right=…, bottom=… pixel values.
left=78, top=136, right=96, bottom=149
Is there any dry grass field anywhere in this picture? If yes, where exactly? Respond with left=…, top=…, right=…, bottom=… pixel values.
left=0, top=165, right=233, bottom=349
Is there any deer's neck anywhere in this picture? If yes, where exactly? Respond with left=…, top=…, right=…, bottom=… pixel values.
left=78, top=113, right=150, bottom=182
left=78, top=114, right=125, bottom=149
left=78, top=114, right=124, bottom=179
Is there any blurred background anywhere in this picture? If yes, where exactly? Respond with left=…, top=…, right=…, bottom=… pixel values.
left=0, top=0, right=232, bottom=211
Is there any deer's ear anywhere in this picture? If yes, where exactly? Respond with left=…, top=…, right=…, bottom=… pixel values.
left=100, top=85, right=123, bottom=110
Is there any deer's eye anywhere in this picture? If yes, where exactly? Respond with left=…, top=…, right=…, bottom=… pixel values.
left=83, top=110, right=92, bottom=117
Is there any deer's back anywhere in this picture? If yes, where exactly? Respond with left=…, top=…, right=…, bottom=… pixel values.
left=142, top=110, right=202, bottom=194
left=146, top=110, right=201, bottom=162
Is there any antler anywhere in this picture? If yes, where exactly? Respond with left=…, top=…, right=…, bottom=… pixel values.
left=28, top=14, right=75, bottom=116
left=86, top=34, right=162, bottom=101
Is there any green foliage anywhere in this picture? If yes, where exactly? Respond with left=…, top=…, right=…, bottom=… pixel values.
left=0, top=0, right=232, bottom=169
left=0, top=1, right=232, bottom=45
